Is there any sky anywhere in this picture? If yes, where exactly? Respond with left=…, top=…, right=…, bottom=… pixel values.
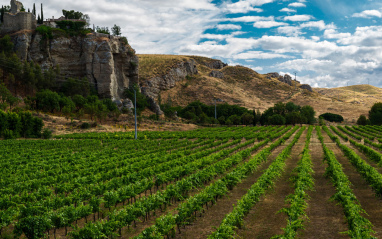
left=11, top=0, right=382, bottom=88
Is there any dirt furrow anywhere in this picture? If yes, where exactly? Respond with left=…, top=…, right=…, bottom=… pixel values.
left=167, top=129, right=300, bottom=239
left=322, top=130, right=382, bottom=237
left=300, top=129, right=349, bottom=239
left=234, top=129, right=307, bottom=239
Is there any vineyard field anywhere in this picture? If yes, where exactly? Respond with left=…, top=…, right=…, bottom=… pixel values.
left=1, top=125, right=382, bottom=238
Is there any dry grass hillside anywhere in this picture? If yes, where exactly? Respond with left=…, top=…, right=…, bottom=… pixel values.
left=138, top=54, right=382, bottom=123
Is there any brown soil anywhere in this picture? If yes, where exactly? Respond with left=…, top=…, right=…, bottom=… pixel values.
left=234, top=129, right=306, bottom=239
left=321, top=130, right=382, bottom=237
left=301, top=129, right=349, bottom=239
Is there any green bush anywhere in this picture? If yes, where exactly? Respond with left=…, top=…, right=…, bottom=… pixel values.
left=36, top=25, right=53, bottom=39
left=80, top=122, right=90, bottom=129
left=319, top=113, right=344, bottom=123
left=3, top=129, right=15, bottom=140
left=42, top=128, right=52, bottom=139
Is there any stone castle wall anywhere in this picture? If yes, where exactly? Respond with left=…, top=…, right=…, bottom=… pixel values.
left=1, top=12, right=37, bottom=34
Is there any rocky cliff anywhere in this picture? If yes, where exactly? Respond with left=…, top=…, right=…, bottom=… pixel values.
left=10, top=31, right=139, bottom=100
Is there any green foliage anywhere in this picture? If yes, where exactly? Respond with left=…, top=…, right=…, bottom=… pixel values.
left=111, top=24, right=121, bottom=36
left=56, top=20, right=87, bottom=31
left=0, top=35, right=14, bottom=56
left=319, top=112, right=344, bottom=123
left=36, top=25, right=53, bottom=39
left=260, top=102, right=315, bottom=125
left=42, top=128, right=52, bottom=139
left=369, top=102, right=382, bottom=125
left=35, top=90, right=61, bottom=113
left=268, top=114, right=286, bottom=125
left=62, top=9, right=84, bottom=19
left=80, top=122, right=90, bottom=129
left=357, top=115, right=368, bottom=126
left=96, top=26, right=110, bottom=34
left=123, top=85, right=149, bottom=115
left=120, top=37, right=128, bottom=45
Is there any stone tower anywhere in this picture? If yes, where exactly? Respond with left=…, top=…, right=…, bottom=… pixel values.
left=1, top=0, right=37, bottom=34
left=10, top=0, right=23, bottom=14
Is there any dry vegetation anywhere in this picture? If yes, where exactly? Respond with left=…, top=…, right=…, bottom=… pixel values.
left=138, top=54, right=382, bottom=124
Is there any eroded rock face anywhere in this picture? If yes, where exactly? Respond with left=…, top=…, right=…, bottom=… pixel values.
left=209, top=70, right=224, bottom=79
left=300, top=84, right=313, bottom=92
left=140, top=59, right=198, bottom=114
left=203, top=60, right=227, bottom=69
left=11, top=32, right=138, bottom=100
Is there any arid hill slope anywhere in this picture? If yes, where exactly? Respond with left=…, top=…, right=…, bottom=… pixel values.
left=138, top=54, right=381, bottom=123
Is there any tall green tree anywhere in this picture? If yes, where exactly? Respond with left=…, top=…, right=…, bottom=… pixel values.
left=32, top=3, right=36, bottom=16
left=369, top=102, right=382, bottom=125
left=111, top=24, right=121, bottom=36
left=40, top=3, right=43, bottom=23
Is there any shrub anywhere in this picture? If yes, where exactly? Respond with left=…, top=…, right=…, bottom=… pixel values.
left=319, top=113, right=344, bottom=123
left=148, top=114, right=159, bottom=121
left=356, top=115, right=368, bottom=125
left=80, top=122, right=90, bottom=129
left=268, top=114, right=286, bottom=125
left=42, top=128, right=52, bottom=139
left=3, top=129, right=15, bottom=140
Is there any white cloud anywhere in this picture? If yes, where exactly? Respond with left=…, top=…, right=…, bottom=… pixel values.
left=277, top=26, right=302, bottom=36
left=284, top=15, right=313, bottom=21
left=300, top=21, right=330, bottom=31
left=324, top=29, right=352, bottom=39
left=228, top=16, right=274, bottom=22
left=234, top=51, right=290, bottom=59
left=253, top=21, right=288, bottom=28
left=223, top=0, right=273, bottom=13
left=288, top=2, right=306, bottom=8
left=352, top=10, right=382, bottom=18
left=216, top=24, right=242, bottom=31
left=280, top=8, right=297, bottom=13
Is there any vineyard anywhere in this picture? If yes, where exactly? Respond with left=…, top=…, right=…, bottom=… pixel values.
left=2, top=125, right=382, bottom=239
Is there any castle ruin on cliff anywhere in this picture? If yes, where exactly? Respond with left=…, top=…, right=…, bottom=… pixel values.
left=1, top=0, right=37, bottom=34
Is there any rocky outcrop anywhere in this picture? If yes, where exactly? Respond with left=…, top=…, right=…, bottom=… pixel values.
left=140, top=59, right=198, bottom=114
left=266, top=72, right=280, bottom=79
left=209, top=70, right=224, bottom=79
left=278, top=75, right=292, bottom=86
left=11, top=31, right=138, bottom=100
left=300, top=84, right=313, bottom=92
left=203, top=60, right=227, bottom=69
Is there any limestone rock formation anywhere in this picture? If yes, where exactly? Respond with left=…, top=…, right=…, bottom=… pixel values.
left=11, top=32, right=138, bottom=100
left=209, top=70, right=224, bottom=79
left=140, top=59, right=198, bottom=114
left=266, top=72, right=280, bottom=79
left=202, top=60, right=227, bottom=69
left=300, top=84, right=313, bottom=92
left=278, top=75, right=292, bottom=86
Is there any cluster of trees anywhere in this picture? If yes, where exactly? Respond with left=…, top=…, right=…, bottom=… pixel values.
left=319, top=113, right=344, bottom=123
left=357, top=102, right=382, bottom=125
left=27, top=90, right=120, bottom=122
left=160, top=100, right=255, bottom=125
left=260, top=102, right=315, bottom=125
left=0, top=110, right=44, bottom=139
left=96, top=24, right=122, bottom=36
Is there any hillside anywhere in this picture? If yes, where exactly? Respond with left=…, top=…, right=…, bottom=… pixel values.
left=138, top=54, right=381, bottom=123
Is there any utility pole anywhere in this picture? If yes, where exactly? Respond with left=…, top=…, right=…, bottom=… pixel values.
left=293, top=72, right=297, bottom=91
left=133, top=89, right=137, bottom=140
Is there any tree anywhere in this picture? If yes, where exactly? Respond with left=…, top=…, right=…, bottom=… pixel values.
left=319, top=113, right=343, bottom=123
left=111, top=24, right=121, bottom=36
left=96, top=26, right=110, bottom=34
left=40, top=3, right=44, bottom=23
left=241, top=112, right=254, bottom=125
left=369, top=102, right=382, bottom=125
left=32, top=3, right=36, bottom=16
left=301, top=105, right=315, bottom=124
left=0, top=35, right=14, bottom=56
left=35, top=90, right=61, bottom=113
left=356, top=115, right=368, bottom=126
left=268, top=114, right=286, bottom=125
left=62, top=10, right=83, bottom=19
left=253, top=109, right=261, bottom=126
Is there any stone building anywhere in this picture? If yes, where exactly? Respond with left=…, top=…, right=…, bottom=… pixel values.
left=1, top=0, right=37, bottom=34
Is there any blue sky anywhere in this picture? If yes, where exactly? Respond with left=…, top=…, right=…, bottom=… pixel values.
left=16, top=0, right=382, bottom=88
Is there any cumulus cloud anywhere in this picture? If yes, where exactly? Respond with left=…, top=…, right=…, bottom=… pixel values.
left=223, top=0, right=274, bottom=13
left=288, top=2, right=306, bottom=8
left=280, top=8, right=297, bottom=13
left=253, top=21, right=288, bottom=28
left=234, top=51, right=291, bottom=59
left=284, top=15, right=313, bottom=21
left=216, top=24, right=242, bottom=30
left=352, top=10, right=382, bottom=18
